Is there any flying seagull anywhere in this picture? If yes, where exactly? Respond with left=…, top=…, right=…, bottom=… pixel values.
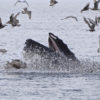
left=96, top=16, right=100, bottom=23
left=0, top=49, right=7, bottom=53
left=81, top=3, right=90, bottom=13
left=22, top=7, right=32, bottom=19
left=7, top=12, right=20, bottom=27
left=83, top=17, right=96, bottom=32
left=0, top=18, right=7, bottom=29
left=61, top=16, right=78, bottom=21
left=50, top=0, right=58, bottom=6
left=6, top=59, right=27, bottom=69
left=15, top=0, right=29, bottom=7
left=91, top=0, right=100, bottom=10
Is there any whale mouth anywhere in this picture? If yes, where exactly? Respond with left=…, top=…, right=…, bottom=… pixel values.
left=49, top=33, right=60, bottom=52
left=23, top=33, right=78, bottom=61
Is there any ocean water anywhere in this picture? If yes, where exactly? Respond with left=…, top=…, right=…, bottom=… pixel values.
left=0, top=71, right=100, bottom=100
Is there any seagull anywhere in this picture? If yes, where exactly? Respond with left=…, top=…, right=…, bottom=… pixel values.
left=7, top=13, right=15, bottom=24
left=6, top=59, right=27, bottom=69
left=83, top=17, right=96, bottom=32
left=61, top=16, right=78, bottom=21
left=87, top=17, right=98, bottom=26
left=0, top=49, right=7, bottom=53
left=7, top=12, right=20, bottom=27
left=81, top=3, right=90, bottom=13
left=15, top=0, right=29, bottom=7
left=22, top=7, right=32, bottom=19
left=0, top=18, right=7, bottom=29
left=96, top=16, right=100, bottom=23
left=91, top=0, right=100, bottom=10
left=97, top=35, right=100, bottom=53
left=50, top=0, right=58, bottom=6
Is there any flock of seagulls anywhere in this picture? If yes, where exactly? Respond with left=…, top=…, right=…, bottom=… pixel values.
left=0, top=7, right=32, bottom=29
left=81, top=0, right=100, bottom=13
left=81, top=0, right=100, bottom=53
left=0, top=0, right=58, bottom=29
left=15, top=0, right=58, bottom=7
left=60, top=0, right=100, bottom=32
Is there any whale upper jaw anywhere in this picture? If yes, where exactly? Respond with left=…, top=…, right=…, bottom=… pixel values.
left=49, top=32, right=65, bottom=53
left=49, top=33, right=61, bottom=53
left=48, top=32, right=78, bottom=61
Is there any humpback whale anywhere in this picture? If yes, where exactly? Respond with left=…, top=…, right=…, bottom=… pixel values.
left=24, top=33, right=78, bottom=61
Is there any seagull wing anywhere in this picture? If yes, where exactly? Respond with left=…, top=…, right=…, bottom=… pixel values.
left=25, top=1, right=29, bottom=7
left=28, top=11, right=32, bottom=19
left=61, top=16, right=78, bottom=21
left=15, top=12, right=20, bottom=19
left=88, top=18, right=95, bottom=25
left=83, top=17, right=91, bottom=28
left=14, top=1, right=19, bottom=6
left=81, top=3, right=90, bottom=12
